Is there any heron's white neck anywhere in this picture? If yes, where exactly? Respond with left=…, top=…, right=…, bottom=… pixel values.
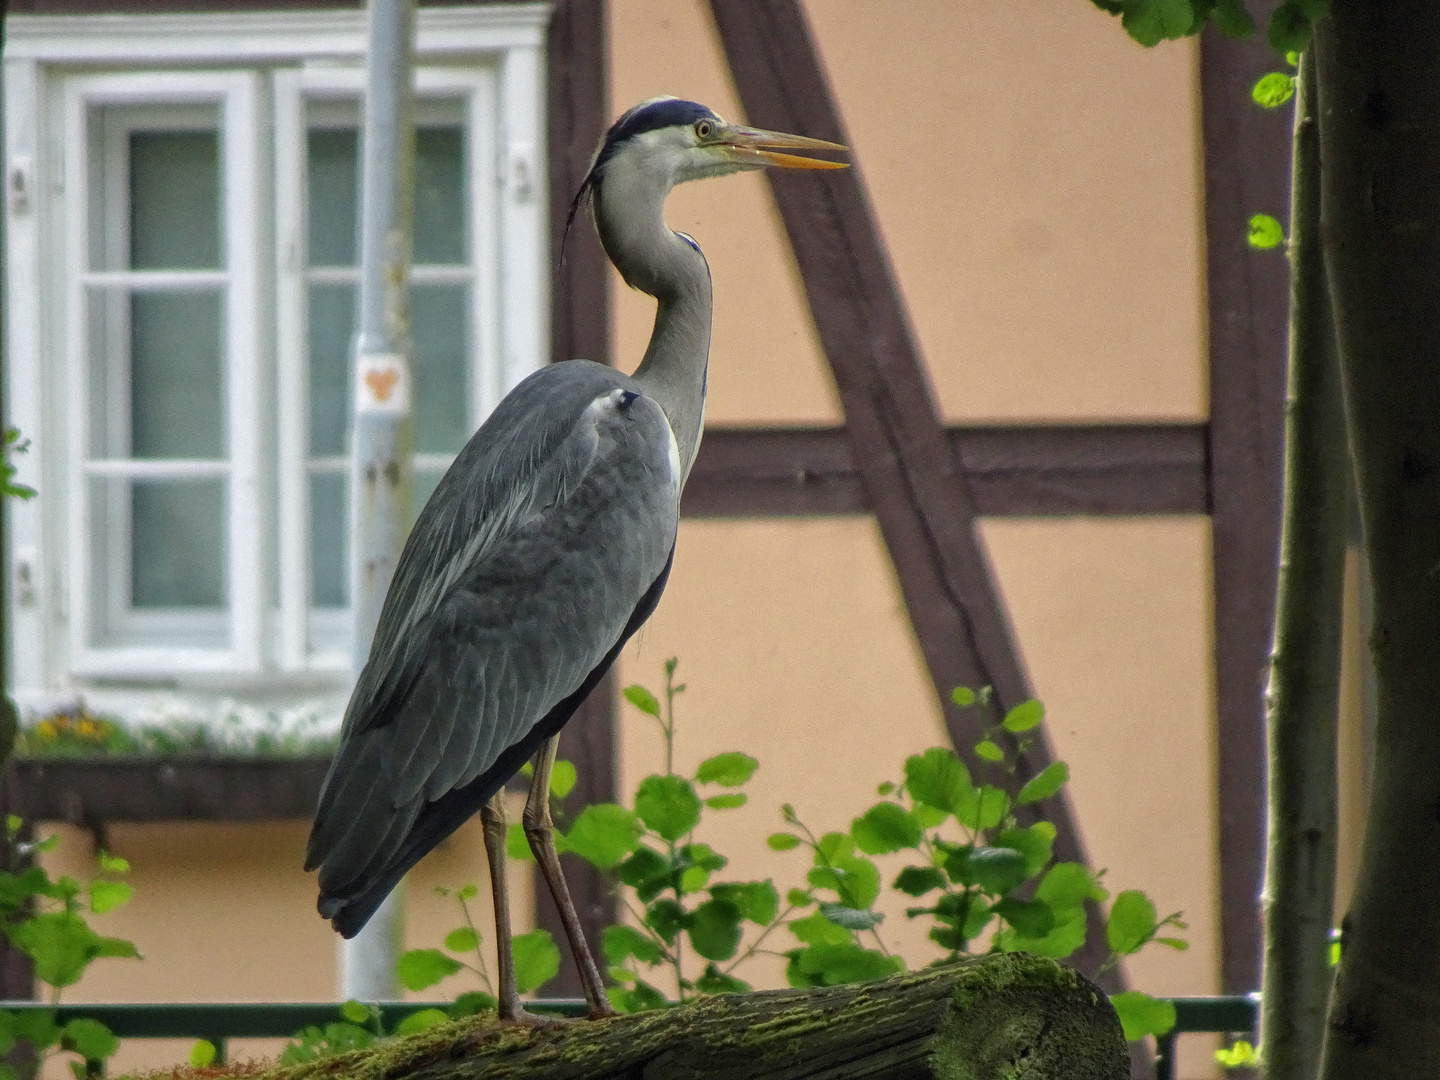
left=593, top=162, right=712, bottom=486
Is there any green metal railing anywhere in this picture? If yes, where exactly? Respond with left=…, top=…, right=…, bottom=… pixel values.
left=0, top=995, right=1255, bottom=1078
left=1157, top=996, right=1259, bottom=1080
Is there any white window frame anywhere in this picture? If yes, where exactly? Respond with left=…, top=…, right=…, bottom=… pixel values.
left=3, top=5, right=550, bottom=703
left=62, top=71, right=265, bottom=677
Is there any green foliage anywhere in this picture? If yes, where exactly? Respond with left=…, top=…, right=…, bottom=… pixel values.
left=1216, top=1038, right=1260, bottom=1068
left=1090, top=0, right=1325, bottom=57
left=1, top=430, right=36, bottom=501
left=189, top=1040, right=217, bottom=1068
left=0, top=831, right=136, bottom=1076
left=1248, top=213, right=1285, bottom=250
left=1252, top=72, right=1297, bottom=109
left=1110, top=991, right=1178, bottom=1040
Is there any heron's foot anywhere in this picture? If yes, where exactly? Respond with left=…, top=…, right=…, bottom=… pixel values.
left=496, top=1006, right=574, bottom=1027
left=585, top=1000, right=621, bottom=1021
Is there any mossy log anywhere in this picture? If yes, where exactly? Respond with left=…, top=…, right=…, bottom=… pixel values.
left=271, top=953, right=1126, bottom=1080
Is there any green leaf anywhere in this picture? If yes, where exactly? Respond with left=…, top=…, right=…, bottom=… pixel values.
left=512, top=929, right=561, bottom=993
left=710, top=880, right=779, bottom=925
left=695, top=963, right=750, bottom=996
left=88, top=881, right=132, bottom=915
left=956, top=846, right=1030, bottom=895
left=564, top=803, right=644, bottom=869
left=818, top=902, right=883, bottom=930
left=995, top=903, right=1088, bottom=960
left=789, top=911, right=852, bottom=947
left=95, top=853, right=129, bottom=875
left=1107, top=890, right=1159, bottom=955
left=1121, top=4, right=1165, bottom=47
left=851, top=803, right=923, bottom=855
left=681, top=843, right=727, bottom=872
left=687, top=899, right=742, bottom=961
left=695, top=752, right=759, bottom=787
left=9, top=1008, right=59, bottom=1051
left=645, top=898, right=689, bottom=944
left=1252, top=72, right=1296, bottom=108
left=903, top=749, right=971, bottom=813
left=189, top=1041, right=217, bottom=1068
left=974, top=740, right=1004, bottom=762
left=993, top=897, right=1055, bottom=938
left=796, top=942, right=904, bottom=985
left=448, top=992, right=497, bottom=1019
left=394, top=1009, right=450, bottom=1037
left=1037, top=862, right=1107, bottom=907
left=1268, top=2, right=1312, bottom=54
left=506, top=822, right=535, bottom=862
left=1002, top=700, right=1044, bottom=733
left=810, top=854, right=882, bottom=910
left=1213, top=0, right=1255, bottom=37
left=950, top=686, right=977, bottom=707
left=893, top=866, right=946, bottom=897
left=705, top=793, right=747, bottom=810
left=339, top=1000, right=372, bottom=1024
left=602, top=924, right=663, bottom=965
left=92, top=936, right=140, bottom=960
left=623, top=685, right=660, bottom=717
left=678, top=865, right=710, bottom=894
left=1216, top=1039, right=1259, bottom=1067
left=1017, top=762, right=1069, bottom=805
left=549, top=759, right=577, bottom=800
left=609, top=979, right=669, bottom=1013
left=1156, top=936, right=1189, bottom=951
left=457, top=883, right=478, bottom=901
left=1109, top=991, right=1177, bottom=1040
left=61, top=1018, right=118, bottom=1061
left=995, top=823, right=1056, bottom=879
left=444, top=926, right=479, bottom=953
left=634, top=775, right=702, bottom=842
left=396, top=948, right=462, bottom=992
left=618, top=846, right=671, bottom=903
left=767, top=832, right=801, bottom=851
left=787, top=888, right=812, bottom=907
left=954, top=784, right=1009, bottom=830
left=10, top=912, right=99, bottom=989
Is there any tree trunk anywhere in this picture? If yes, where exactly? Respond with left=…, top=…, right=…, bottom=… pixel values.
left=1258, top=47, right=1346, bottom=1080
left=273, top=955, right=1127, bottom=1080
left=1314, top=7, right=1440, bottom=1078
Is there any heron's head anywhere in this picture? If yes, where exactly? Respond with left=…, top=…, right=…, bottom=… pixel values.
left=567, top=97, right=847, bottom=253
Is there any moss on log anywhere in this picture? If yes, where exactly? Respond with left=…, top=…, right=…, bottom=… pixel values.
left=265, top=954, right=1126, bottom=1080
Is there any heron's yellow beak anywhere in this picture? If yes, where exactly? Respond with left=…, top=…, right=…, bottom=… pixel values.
left=718, top=125, right=849, bottom=170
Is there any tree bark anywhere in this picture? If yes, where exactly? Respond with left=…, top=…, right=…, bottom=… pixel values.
left=1315, top=7, right=1440, bottom=1078
left=1258, top=47, right=1346, bottom=1080
left=273, top=956, right=1127, bottom=1080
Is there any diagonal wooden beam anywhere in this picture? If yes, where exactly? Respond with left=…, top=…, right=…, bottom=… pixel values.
left=540, top=0, right=615, bottom=999
left=708, top=0, right=1118, bottom=987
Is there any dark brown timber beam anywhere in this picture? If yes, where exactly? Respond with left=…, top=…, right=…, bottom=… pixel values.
left=1199, top=21, right=1290, bottom=995
left=683, top=424, right=1209, bottom=519
left=542, top=0, right=615, bottom=999
left=708, top=0, right=1117, bottom=986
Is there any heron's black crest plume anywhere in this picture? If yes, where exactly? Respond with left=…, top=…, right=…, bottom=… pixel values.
left=562, top=97, right=721, bottom=266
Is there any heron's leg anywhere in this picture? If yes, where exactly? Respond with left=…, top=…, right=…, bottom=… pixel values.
left=478, top=792, right=528, bottom=1023
left=524, top=734, right=617, bottom=1018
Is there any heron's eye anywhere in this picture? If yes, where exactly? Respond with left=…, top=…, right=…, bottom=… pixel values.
left=694, top=120, right=713, bottom=140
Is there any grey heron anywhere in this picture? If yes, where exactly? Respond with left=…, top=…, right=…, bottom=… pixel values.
left=305, top=96, right=846, bottom=1021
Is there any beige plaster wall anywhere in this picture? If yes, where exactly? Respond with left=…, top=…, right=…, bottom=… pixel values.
left=36, top=802, right=531, bottom=1076
left=607, top=0, right=1206, bottom=426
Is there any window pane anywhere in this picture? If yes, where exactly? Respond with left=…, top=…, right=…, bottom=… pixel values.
left=131, top=479, right=227, bottom=608
left=310, top=472, right=347, bottom=607
left=131, top=291, right=226, bottom=459
left=309, top=129, right=359, bottom=267
left=413, top=284, right=469, bottom=454
left=309, top=283, right=355, bottom=457
left=415, top=126, right=465, bottom=265
left=130, top=131, right=221, bottom=270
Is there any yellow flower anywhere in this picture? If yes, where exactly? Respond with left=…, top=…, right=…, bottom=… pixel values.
left=35, top=719, right=55, bottom=740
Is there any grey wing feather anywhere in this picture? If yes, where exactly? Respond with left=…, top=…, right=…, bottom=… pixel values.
left=306, top=361, right=678, bottom=889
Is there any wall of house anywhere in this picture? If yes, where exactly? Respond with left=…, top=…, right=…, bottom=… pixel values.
left=14, top=5, right=1355, bottom=1080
